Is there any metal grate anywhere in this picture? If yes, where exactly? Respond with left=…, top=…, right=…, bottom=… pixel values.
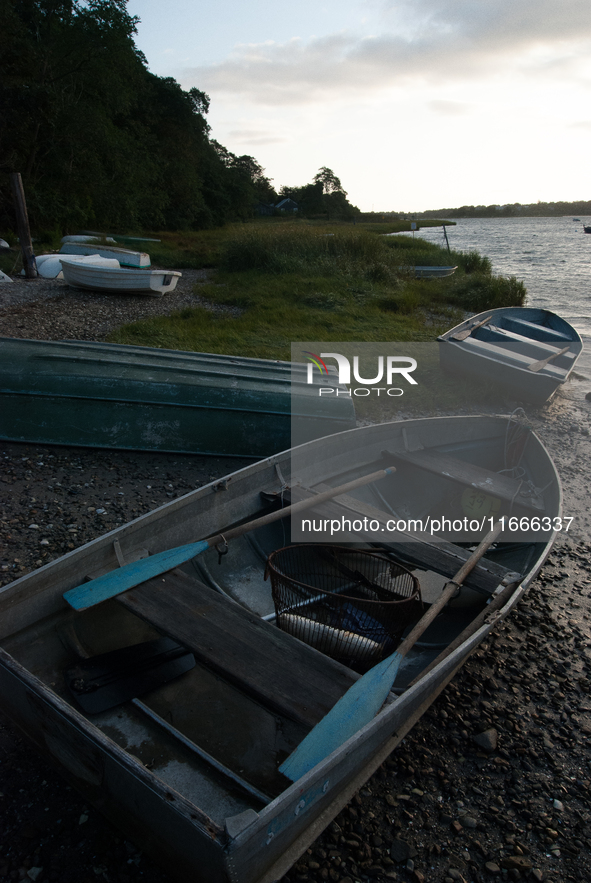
left=266, top=546, right=422, bottom=669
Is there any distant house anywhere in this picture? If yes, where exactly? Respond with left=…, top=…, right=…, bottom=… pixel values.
left=275, top=198, right=298, bottom=213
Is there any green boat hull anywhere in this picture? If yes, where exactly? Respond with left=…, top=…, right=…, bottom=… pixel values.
left=0, top=339, right=356, bottom=457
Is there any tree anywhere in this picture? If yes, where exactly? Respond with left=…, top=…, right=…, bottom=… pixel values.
left=313, top=166, right=346, bottom=196
left=280, top=168, right=358, bottom=220
left=0, top=0, right=271, bottom=231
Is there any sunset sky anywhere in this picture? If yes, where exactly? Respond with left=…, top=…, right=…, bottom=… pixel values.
left=127, top=0, right=591, bottom=212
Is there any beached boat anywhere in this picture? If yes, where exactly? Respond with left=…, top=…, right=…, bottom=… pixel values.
left=438, top=307, right=583, bottom=404
left=0, top=415, right=560, bottom=883
left=413, top=265, right=457, bottom=278
left=61, top=235, right=118, bottom=244
left=59, top=242, right=150, bottom=268
left=22, top=254, right=121, bottom=280
left=60, top=260, right=181, bottom=295
left=0, top=338, right=355, bottom=457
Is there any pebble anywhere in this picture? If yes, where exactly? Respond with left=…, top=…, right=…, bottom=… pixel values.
left=472, top=728, right=498, bottom=752
left=390, top=839, right=414, bottom=863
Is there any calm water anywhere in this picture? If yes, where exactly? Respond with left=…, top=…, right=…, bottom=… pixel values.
left=409, top=217, right=591, bottom=336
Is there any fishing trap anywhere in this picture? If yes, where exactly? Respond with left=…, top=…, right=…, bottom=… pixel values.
left=265, top=545, right=422, bottom=669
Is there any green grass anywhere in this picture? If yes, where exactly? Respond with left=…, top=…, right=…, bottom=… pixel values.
left=110, top=223, right=525, bottom=363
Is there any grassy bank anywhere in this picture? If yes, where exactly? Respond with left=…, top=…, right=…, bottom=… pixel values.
left=109, top=221, right=525, bottom=362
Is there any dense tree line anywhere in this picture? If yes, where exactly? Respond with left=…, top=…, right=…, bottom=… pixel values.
left=418, top=201, right=591, bottom=219
left=0, top=0, right=277, bottom=233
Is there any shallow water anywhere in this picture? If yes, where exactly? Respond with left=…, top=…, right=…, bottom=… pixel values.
left=407, top=216, right=591, bottom=336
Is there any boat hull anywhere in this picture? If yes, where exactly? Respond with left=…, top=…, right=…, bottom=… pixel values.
left=0, top=415, right=560, bottom=883
left=59, top=243, right=151, bottom=268
left=414, top=265, right=457, bottom=278
left=438, top=306, right=583, bottom=404
left=60, top=261, right=181, bottom=295
left=0, top=338, right=356, bottom=457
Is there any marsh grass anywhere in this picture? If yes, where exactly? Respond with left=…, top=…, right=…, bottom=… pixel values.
left=109, top=222, right=526, bottom=392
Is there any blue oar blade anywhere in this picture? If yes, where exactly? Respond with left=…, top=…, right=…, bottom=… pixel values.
left=279, top=651, right=402, bottom=781
left=64, top=540, right=211, bottom=610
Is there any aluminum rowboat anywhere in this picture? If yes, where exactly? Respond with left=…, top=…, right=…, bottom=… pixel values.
left=0, top=414, right=560, bottom=883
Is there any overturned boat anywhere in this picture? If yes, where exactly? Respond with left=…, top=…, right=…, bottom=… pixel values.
left=59, top=242, right=151, bottom=268
left=0, top=338, right=355, bottom=458
left=0, top=414, right=560, bottom=883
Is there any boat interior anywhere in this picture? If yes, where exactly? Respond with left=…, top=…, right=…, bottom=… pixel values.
left=0, top=418, right=559, bottom=827
left=442, top=309, right=581, bottom=376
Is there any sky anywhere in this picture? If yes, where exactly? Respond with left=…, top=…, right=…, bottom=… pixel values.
left=126, top=0, right=591, bottom=213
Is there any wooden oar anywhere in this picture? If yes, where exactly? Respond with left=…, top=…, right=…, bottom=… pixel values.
left=451, top=315, right=493, bottom=341
left=527, top=345, right=569, bottom=372
left=279, top=520, right=503, bottom=782
left=63, top=467, right=396, bottom=611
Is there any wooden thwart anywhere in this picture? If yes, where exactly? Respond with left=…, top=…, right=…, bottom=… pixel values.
left=285, top=486, right=521, bottom=594
left=117, top=569, right=358, bottom=731
left=388, top=449, right=544, bottom=512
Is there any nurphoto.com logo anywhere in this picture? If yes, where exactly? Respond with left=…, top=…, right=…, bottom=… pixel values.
left=303, top=351, right=418, bottom=397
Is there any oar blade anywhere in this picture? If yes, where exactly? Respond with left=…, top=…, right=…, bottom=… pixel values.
left=279, top=652, right=402, bottom=781
left=63, top=540, right=210, bottom=610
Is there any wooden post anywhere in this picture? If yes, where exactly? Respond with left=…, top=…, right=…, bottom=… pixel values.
left=442, top=224, right=451, bottom=253
left=10, top=173, right=38, bottom=279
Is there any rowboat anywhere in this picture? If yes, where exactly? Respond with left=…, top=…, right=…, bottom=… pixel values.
left=22, top=254, right=121, bottom=280
left=0, top=338, right=355, bottom=457
left=61, top=235, right=118, bottom=244
left=60, top=260, right=181, bottom=295
left=59, top=242, right=150, bottom=268
left=413, top=265, right=457, bottom=278
left=438, top=306, right=583, bottom=404
left=0, top=415, right=560, bottom=883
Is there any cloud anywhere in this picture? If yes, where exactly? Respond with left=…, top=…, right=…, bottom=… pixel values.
left=428, top=99, right=470, bottom=116
left=226, top=128, right=289, bottom=145
left=181, top=0, right=591, bottom=105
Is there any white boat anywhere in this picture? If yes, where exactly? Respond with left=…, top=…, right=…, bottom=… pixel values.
left=414, top=266, right=457, bottom=278
left=60, top=261, right=181, bottom=296
left=22, top=254, right=120, bottom=280
left=438, top=307, right=583, bottom=405
left=61, top=235, right=117, bottom=244
left=59, top=242, right=150, bottom=268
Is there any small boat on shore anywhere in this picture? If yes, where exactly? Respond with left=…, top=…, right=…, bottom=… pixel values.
left=0, top=415, right=560, bottom=883
left=0, top=338, right=355, bottom=457
left=59, top=242, right=150, bottom=268
left=60, top=260, right=181, bottom=296
left=61, top=235, right=118, bottom=245
left=413, top=265, right=457, bottom=278
left=24, top=254, right=121, bottom=280
left=438, top=307, right=583, bottom=404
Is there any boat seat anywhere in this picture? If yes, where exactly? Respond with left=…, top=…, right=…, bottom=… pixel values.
left=117, top=569, right=359, bottom=730
left=480, top=325, right=569, bottom=355
left=457, top=337, right=573, bottom=379
left=284, top=486, right=523, bottom=593
left=389, top=448, right=545, bottom=512
left=499, top=316, right=572, bottom=343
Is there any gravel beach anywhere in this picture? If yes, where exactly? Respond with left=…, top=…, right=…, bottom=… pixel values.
left=1, top=275, right=590, bottom=883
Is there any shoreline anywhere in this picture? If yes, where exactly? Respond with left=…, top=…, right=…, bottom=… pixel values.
left=0, top=286, right=590, bottom=883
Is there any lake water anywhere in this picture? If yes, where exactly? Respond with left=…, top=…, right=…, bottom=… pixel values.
left=408, top=217, right=591, bottom=337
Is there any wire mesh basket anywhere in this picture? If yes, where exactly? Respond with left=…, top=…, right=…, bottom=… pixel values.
left=266, top=545, right=422, bottom=668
